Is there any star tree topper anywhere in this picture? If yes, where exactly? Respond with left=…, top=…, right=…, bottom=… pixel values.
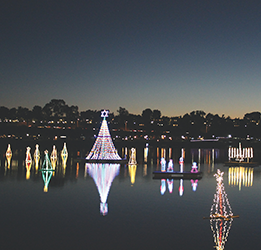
left=101, top=110, right=109, bottom=118
left=214, top=169, right=224, bottom=183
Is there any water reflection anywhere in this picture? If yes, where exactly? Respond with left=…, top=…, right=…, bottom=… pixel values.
left=144, top=144, right=149, bottom=163
left=209, top=169, right=238, bottom=250
left=86, top=163, right=120, bottom=216
left=228, top=167, right=253, bottom=190
left=158, top=177, right=200, bottom=196
left=39, top=150, right=55, bottom=192
left=191, top=148, right=220, bottom=170
left=128, top=164, right=137, bottom=185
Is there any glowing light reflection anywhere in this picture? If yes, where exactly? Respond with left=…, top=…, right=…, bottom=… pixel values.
left=128, top=164, right=137, bottom=185
left=228, top=167, right=253, bottom=190
left=40, top=150, right=54, bottom=192
left=87, top=163, right=120, bottom=216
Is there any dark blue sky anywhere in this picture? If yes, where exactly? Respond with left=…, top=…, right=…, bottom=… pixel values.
left=1, top=0, right=261, bottom=117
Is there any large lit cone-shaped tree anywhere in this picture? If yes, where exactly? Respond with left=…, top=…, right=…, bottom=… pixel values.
left=210, top=169, right=234, bottom=250
left=86, top=110, right=121, bottom=160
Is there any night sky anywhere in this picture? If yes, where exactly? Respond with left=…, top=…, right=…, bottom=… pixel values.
left=1, top=0, right=261, bottom=118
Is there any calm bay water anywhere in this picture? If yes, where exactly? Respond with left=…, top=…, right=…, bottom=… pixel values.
left=0, top=144, right=260, bottom=250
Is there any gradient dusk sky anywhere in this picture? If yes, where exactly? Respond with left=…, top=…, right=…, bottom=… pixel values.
left=1, top=0, right=261, bottom=118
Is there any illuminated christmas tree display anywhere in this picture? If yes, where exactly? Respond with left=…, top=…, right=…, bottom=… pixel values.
left=87, top=163, right=120, bottom=215
left=86, top=110, right=122, bottom=161
left=209, top=169, right=237, bottom=250
left=40, top=150, right=54, bottom=192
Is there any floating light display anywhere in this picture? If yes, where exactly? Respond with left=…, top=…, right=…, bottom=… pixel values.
left=34, top=144, right=40, bottom=171
left=179, top=157, right=184, bottom=172
left=191, top=162, right=198, bottom=173
left=87, top=163, right=120, bottom=215
left=128, top=148, right=137, bottom=165
left=61, top=142, right=68, bottom=167
left=40, top=150, right=54, bottom=192
left=167, top=159, right=173, bottom=172
left=228, top=167, right=253, bottom=190
left=86, top=110, right=122, bottom=160
left=5, top=144, right=12, bottom=169
left=209, top=169, right=237, bottom=250
left=190, top=161, right=199, bottom=191
left=25, top=147, right=32, bottom=179
left=51, top=145, right=57, bottom=169
left=228, top=142, right=253, bottom=162
left=160, top=157, right=166, bottom=172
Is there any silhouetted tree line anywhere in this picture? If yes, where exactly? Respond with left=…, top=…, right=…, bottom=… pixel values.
left=1, top=99, right=261, bottom=140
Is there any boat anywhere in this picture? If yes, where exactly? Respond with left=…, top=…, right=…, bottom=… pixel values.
left=153, top=171, right=203, bottom=179
left=225, top=142, right=258, bottom=167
